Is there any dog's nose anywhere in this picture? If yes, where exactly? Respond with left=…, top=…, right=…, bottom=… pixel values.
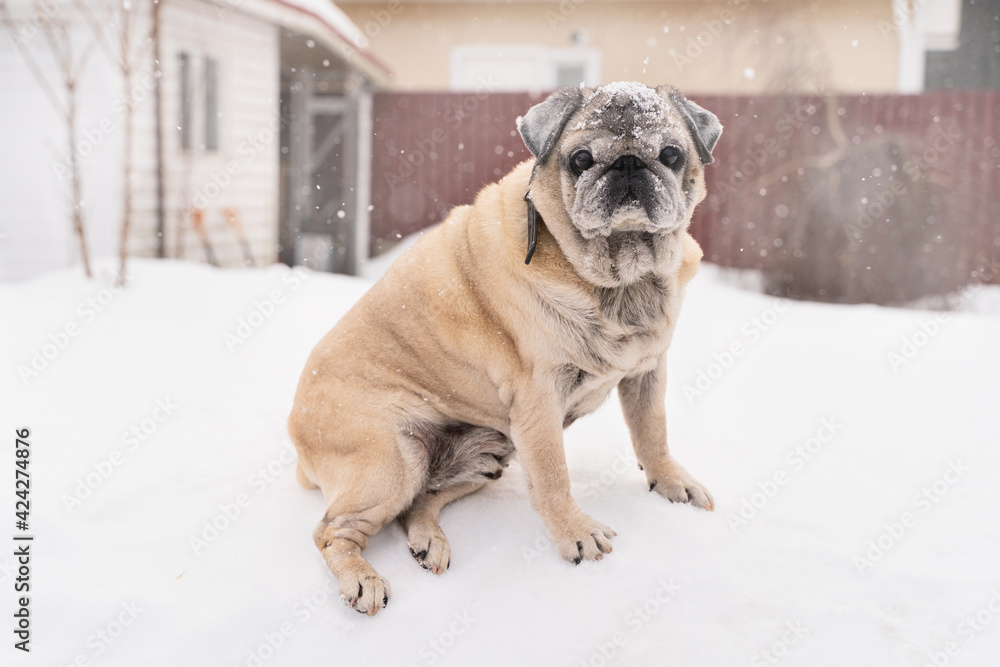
left=609, top=155, right=646, bottom=171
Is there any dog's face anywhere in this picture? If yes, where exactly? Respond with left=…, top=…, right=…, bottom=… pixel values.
left=518, top=83, right=721, bottom=285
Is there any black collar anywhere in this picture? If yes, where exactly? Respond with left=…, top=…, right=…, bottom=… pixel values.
left=524, top=192, right=539, bottom=265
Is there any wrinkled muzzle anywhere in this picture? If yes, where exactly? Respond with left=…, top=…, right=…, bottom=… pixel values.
left=571, top=155, right=681, bottom=239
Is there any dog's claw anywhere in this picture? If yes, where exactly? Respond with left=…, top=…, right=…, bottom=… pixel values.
left=340, top=573, right=391, bottom=616
left=407, top=531, right=451, bottom=574
left=647, top=461, right=714, bottom=511
left=553, top=515, right=616, bottom=564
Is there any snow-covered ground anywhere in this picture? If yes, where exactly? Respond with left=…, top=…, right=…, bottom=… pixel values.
left=3, top=255, right=1000, bottom=667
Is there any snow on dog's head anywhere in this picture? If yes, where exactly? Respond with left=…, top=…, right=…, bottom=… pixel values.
left=518, top=82, right=722, bottom=285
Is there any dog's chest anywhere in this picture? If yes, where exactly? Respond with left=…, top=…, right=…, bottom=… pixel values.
left=538, top=275, right=677, bottom=416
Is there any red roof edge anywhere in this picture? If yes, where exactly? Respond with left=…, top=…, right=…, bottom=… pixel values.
left=267, top=0, right=392, bottom=79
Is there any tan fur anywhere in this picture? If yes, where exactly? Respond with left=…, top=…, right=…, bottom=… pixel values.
left=289, top=89, right=716, bottom=616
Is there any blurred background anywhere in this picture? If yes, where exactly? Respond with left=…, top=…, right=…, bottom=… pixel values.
left=1, top=0, right=998, bottom=304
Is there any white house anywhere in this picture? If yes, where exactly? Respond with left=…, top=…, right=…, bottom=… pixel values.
left=0, top=0, right=389, bottom=281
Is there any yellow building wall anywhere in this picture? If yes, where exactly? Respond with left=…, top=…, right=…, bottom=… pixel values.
left=341, top=0, right=900, bottom=94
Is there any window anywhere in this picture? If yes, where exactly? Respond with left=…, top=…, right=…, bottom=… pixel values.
left=179, top=52, right=194, bottom=150
left=204, top=57, right=219, bottom=151
left=555, top=64, right=586, bottom=88
left=924, top=0, right=999, bottom=90
left=450, top=45, right=601, bottom=92
left=178, top=51, right=221, bottom=151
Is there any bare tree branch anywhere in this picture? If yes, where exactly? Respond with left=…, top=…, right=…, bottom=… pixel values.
left=0, top=1, right=65, bottom=115
left=0, top=0, right=95, bottom=277
left=76, top=0, right=156, bottom=286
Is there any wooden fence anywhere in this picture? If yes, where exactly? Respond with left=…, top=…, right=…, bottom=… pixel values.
left=370, top=91, right=1000, bottom=303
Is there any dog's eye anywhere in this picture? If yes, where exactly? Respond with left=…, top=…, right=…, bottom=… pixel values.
left=571, top=150, right=594, bottom=173
left=659, top=146, right=684, bottom=170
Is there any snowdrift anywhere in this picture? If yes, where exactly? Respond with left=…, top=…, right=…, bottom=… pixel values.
left=3, top=258, right=1000, bottom=666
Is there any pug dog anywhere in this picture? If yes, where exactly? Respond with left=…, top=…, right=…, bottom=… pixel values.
left=288, top=82, right=722, bottom=615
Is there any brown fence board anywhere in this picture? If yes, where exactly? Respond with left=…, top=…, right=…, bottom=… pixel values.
left=369, top=91, right=1000, bottom=297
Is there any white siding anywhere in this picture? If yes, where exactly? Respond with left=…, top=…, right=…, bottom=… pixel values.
left=140, top=0, right=280, bottom=268
left=0, top=0, right=280, bottom=280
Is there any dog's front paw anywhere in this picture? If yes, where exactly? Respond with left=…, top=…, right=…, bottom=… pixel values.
left=338, top=570, right=391, bottom=617
left=550, top=513, right=617, bottom=564
left=647, top=460, right=714, bottom=511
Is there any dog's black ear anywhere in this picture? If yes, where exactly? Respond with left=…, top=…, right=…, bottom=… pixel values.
left=517, top=88, right=586, bottom=163
left=665, top=88, right=722, bottom=165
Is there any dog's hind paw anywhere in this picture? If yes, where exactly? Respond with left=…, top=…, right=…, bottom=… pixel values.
left=407, top=524, right=452, bottom=575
